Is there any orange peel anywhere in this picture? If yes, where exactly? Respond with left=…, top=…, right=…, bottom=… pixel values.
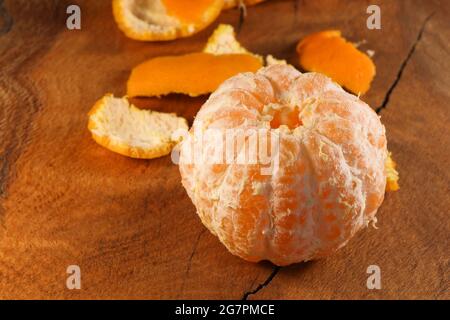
left=203, top=24, right=263, bottom=63
left=88, top=94, right=188, bottom=159
left=127, top=52, right=263, bottom=97
left=296, top=30, right=376, bottom=95
left=112, top=0, right=224, bottom=41
left=385, top=152, right=400, bottom=191
left=205, top=24, right=252, bottom=55
left=266, top=54, right=287, bottom=66
left=203, top=24, right=288, bottom=67
left=203, top=24, right=287, bottom=67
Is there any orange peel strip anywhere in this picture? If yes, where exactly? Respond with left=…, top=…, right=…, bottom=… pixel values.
left=127, top=52, right=263, bottom=97
left=296, top=30, right=376, bottom=95
left=88, top=94, right=188, bottom=159
left=113, top=0, right=224, bottom=41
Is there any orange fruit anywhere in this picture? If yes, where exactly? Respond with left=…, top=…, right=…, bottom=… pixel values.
left=88, top=94, right=188, bottom=159
left=179, top=65, right=388, bottom=265
left=113, top=0, right=224, bottom=41
left=297, top=30, right=376, bottom=95
left=127, top=52, right=263, bottom=97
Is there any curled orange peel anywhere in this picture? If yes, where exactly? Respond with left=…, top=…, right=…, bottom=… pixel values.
left=126, top=24, right=287, bottom=98
left=127, top=52, right=263, bottom=97
left=297, top=30, right=376, bottom=95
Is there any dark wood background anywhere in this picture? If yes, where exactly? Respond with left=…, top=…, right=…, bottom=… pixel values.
left=0, top=0, right=448, bottom=299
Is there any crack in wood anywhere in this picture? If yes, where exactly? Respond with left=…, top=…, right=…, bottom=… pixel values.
left=292, top=0, right=302, bottom=27
left=0, top=0, right=13, bottom=35
left=242, top=266, right=280, bottom=300
left=294, top=0, right=301, bottom=16
left=185, top=229, right=206, bottom=275
left=237, top=1, right=247, bottom=34
left=180, top=229, right=207, bottom=295
left=376, top=12, right=435, bottom=114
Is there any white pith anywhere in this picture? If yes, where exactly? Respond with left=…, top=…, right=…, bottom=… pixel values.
left=119, top=0, right=181, bottom=36
left=90, top=95, right=188, bottom=150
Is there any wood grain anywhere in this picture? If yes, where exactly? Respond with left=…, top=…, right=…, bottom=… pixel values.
left=0, top=0, right=448, bottom=299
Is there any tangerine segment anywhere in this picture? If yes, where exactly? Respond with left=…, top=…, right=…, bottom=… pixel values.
left=297, top=30, right=376, bottom=95
left=127, top=52, right=263, bottom=97
left=113, top=0, right=224, bottom=41
left=88, top=94, right=188, bottom=159
left=179, top=65, right=389, bottom=266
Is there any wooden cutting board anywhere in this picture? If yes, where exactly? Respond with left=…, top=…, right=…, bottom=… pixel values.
left=0, top=0, right=448, bottom=299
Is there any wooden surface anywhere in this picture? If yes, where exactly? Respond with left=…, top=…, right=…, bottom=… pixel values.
left=0, top=0, right=448, bottom=299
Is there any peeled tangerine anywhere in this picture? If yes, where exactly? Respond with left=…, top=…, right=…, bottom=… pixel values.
left=179, top=65, right=389, bottom=266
